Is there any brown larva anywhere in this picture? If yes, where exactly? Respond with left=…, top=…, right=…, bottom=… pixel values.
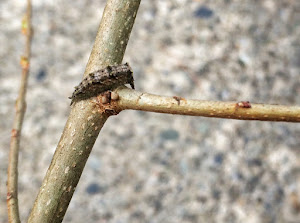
left=69, top=63, right=134, bottom=105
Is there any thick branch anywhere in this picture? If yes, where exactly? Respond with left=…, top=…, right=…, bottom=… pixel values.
left=113, top=87, right=300, bottom=122
left=7, top=1, right=32, bottom=222
left=27, top=1, right=141, bottom=222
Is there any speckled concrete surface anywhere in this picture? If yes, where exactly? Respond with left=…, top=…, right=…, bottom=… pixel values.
left=1, top=0, right=300, bottom=222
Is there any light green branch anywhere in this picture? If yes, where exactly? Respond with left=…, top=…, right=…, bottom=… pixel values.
left=27, top=1, right=141, bottom=222
left=113, top=87, right=300, bottom=122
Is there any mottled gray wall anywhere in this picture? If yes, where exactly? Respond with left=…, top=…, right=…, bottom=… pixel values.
left=1, top=1, right=299, bottom=222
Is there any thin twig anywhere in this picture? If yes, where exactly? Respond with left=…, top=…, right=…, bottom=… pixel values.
left=7, top=0, right=32, bottom=222
left=112, top=87, right=300, bottom=122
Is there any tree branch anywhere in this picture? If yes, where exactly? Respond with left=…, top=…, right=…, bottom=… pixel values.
left=27, top=1, right=141, bottom=222
left=112, top=87, right=300, bottom=122
left=7, top=0, right=32, bottom=222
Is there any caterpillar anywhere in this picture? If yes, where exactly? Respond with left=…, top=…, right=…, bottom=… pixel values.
left=69, top=63, right=134, bottom=105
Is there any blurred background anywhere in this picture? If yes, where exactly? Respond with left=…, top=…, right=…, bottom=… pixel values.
left=1, top=0, right=300, bottom=222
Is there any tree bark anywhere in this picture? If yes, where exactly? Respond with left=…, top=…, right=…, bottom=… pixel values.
left=27, top=1, right=141, bottom=222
